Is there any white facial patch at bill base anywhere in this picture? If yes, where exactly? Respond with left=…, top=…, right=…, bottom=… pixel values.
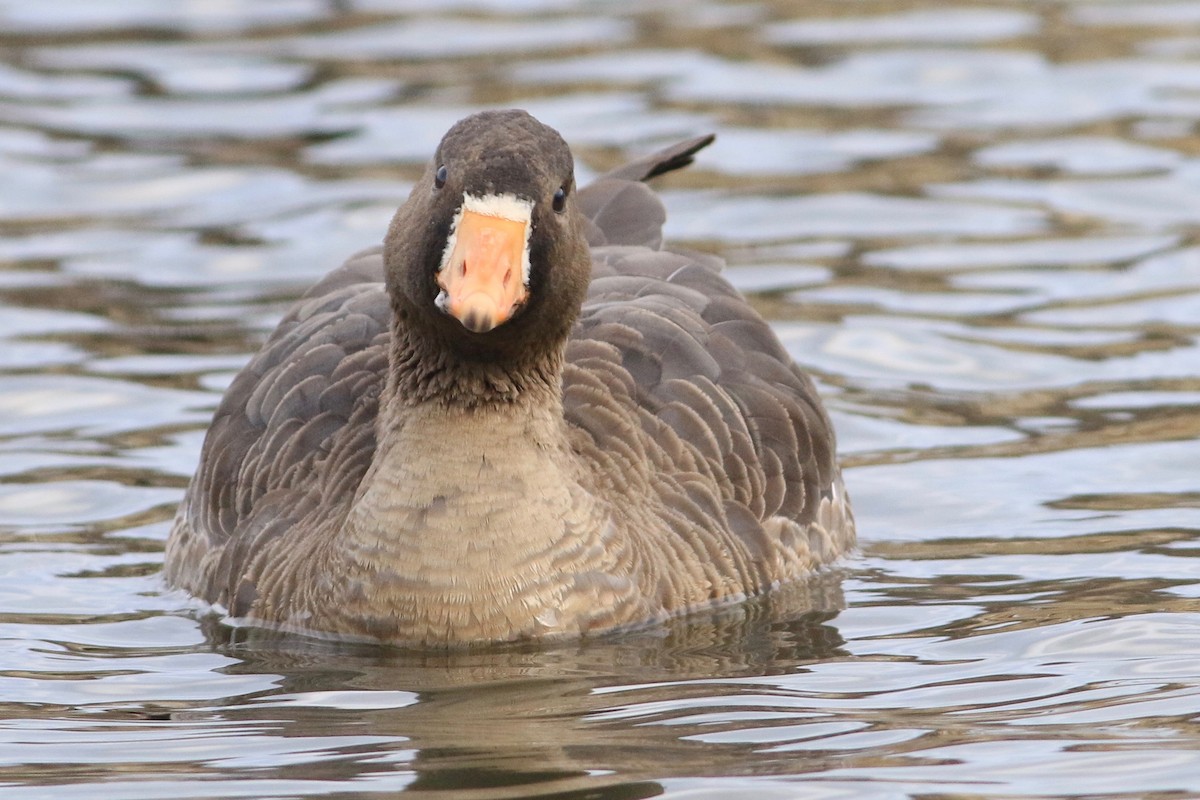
left=437, top=192, right=535, bottom=287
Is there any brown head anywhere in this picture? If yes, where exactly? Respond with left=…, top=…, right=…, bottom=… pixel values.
left=383, top=110, right=592, bottom=405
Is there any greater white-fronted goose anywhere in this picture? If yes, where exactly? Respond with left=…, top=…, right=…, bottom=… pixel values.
left=164, top=110, right=855, bottom=646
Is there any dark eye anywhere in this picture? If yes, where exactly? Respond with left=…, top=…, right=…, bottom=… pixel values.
left=552, top=184, right=568, bottom=213
left=434, top=165, right=447, bottom=189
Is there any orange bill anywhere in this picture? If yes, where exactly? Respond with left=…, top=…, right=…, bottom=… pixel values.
left=436, top=209, right=530, bottom=333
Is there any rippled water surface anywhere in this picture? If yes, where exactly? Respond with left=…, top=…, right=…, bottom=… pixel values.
left=2, top=1, right=1199, bottom=797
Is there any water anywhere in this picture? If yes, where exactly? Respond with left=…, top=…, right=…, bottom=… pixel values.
left=2, top=1, right=1199, bottom=797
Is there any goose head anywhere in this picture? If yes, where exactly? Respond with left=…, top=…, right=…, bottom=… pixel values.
left=384, top=110, right=591, bottom=369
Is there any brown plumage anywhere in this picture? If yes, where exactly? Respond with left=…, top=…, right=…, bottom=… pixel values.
left=164, top=110, right=855, bottom=646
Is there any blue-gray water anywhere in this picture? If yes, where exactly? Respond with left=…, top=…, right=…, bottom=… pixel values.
left=2, top=1, right=1199, bottom=798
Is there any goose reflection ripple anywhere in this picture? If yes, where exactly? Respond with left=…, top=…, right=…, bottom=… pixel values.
left=191, top=577, right=847, bottom=797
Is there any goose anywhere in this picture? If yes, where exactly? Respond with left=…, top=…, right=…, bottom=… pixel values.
left=164, top=109, right=855, bottom=646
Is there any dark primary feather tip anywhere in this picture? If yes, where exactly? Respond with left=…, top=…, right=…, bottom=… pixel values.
left=641, top=134, right=717, bottom=180
left=602, top=134, right=717, bottom=183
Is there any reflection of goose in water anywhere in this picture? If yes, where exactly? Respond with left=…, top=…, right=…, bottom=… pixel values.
left=202, top=575, right=848, bottom=796
left=166, top=109, right=855, bottom=646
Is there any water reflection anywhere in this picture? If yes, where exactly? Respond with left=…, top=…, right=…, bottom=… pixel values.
left=1, top=0, right=1199, bottom=797
left=202, top=584, right=846, bottom=797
